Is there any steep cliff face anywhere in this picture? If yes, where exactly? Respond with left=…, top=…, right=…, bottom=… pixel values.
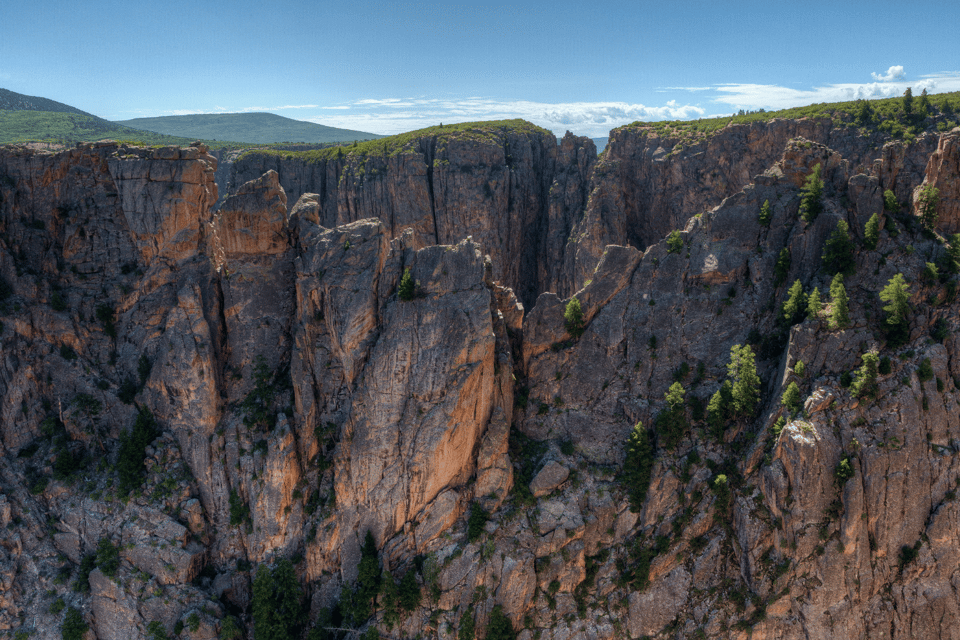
left=0, top=116, right=959, bottom=640
left=565, top=119, right=943, bottom=292
left=231, top=123, right=596, bottom=306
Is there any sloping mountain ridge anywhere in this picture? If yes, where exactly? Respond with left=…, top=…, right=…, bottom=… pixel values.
left=0, top=95, right=959, bottom=640
left=115, top=112, right=382, bottom=145
left=0, top=88, right=95, bottom=116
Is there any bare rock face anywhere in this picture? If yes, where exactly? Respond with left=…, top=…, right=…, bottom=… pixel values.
left=920, top=128, right=960, bottom=233
left=232, top=124, right=595, bottom=307
left=3, top=116, right=960, bottom=640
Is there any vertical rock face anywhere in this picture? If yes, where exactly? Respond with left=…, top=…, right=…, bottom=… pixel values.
left=919, top=128, right=960, bottom=233
left=232, top=123, right=595, bottom=306
left=1, top=114, right=960, bottom=640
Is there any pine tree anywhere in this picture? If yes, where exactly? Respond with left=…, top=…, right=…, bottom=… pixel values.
left=829, top=274, right=849, bottom=330
left=782, top=280, right=806, bottom=325
left=398, top=267, right=416, bottom=301
left=624, top=422, right=655, bottom=512
left=781, top=381, right=802, bottom=413
left=799, top=164, right=824, bottom=223
left=916, top=184, right=940, bottom=230
left=918, top=88, right=930, bottom=119
left=774, top=247, right=791, bottom=286
left=758, top=199, right=772, bottom=226
left=655, top=382, right=688, bottom=450
left=706, top=381, right=732, bottom=442
left=252, top=559, right=305, bottom=640
left=864, top=213, right=880, bottom=250
left=851, top=352, right=880, bottom=398
left=564, top=297, right=585, bottom=338
left=880, top=273, right=911, bottom=346
left=903, top=87, right=914, bottom=116
left=806, top=287, right=822, bottom=320
left=727, top=344, right=761, bottom=418
left=822, top=219, right=856, bottom=276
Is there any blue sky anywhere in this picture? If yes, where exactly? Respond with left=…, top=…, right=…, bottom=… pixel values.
left=2, top=0, right=960, bottom=137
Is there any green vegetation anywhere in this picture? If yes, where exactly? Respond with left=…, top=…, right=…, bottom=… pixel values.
left=618, top=91, right=960, bottom=144
left=115, top=112, right=381, bottom=145
left=252, top=559, right=305, bottom=640
left=229, top=490, right=251, bottom=527
left=564, top=297, right=585, bottom=338
left=116, top=407, right=159, bottom=495
left=458, top=608, right=476, bottom=640
left=339, top=531, right=382, bottom=627
left=781, top=382, right=802, bottom=413
left=0, top=110, right=203, bottom=146
left=916, top=184, right=940, bottom=230
left=799, top=164, right=824, bottom=223
left=727, top=344, right=761, bottom=418
left=240, top=355, right=278, bottom=429
left=623, top=422, right=655, bottom=512
left=666, top=230, right=683, bottom=253
left=238, top=119, right=552, bottom=166
left=467, top=502, right=489, bottom=542
left=864, top=213, right=881, bottom=250
left=806, top=287, right=822, bottom=319
left=146, top=621, right=169, bottom=640
left=917, top=358, right=934, bottom=383
left=96, top=537, right=121, bottom=578
left=707, top=381, right=733, bottom=441
left=829, top=274, right=849, bottom=330
left=884, top=189, right=900, bottom=213
left=758, top=199, right=772, bottom=226
left=485, top=605, right=517, bottom=640
left=62, top=606, right=88, bottom=640
left=851, top=352, right=880, bottom=398
left=654, top=382, right=688, bottom=450
left=774, top=248, right=791, bottom=286
left=835, top=456, right=856, bottom=484
left=782, top=280, right=806, bottom=325
left=879, top=273, right=911, bottom=346
left=398, top=267, right=416, bottom=301
left=793, top=360, right=806, bottom=378
left=821, top=220, right=855, bottom=276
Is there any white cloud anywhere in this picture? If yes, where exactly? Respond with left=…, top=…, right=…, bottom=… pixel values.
left=307, top=97, right=705, bottom=137
left=710, top=74, right=960, bottom=112
left=872, top=65, right=906, bottom=82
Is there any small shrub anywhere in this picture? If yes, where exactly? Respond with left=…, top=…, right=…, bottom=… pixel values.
left=822, top=220, right=856, bottom=276
left=60, top=345, right=78, bottom=361
left=666, top=230, right=683, bottom=254
left=50, top=596, right=66, bottom=614
left=116, top=407, right=159, bottom=495
left=840, top=372, right=853, bottom=388
left=879, top=356, right=892, bottom=375
left=917, top=184, right=940, bottom=230
left=229, top=490, right=250, bottom=527
left=917, top=358, right=934, bottom=382
left=97, top=538, right=121, bottom=578
left=467, top=502, right=488, bottom=542
left=793, top=360, right=806, bottom=378
left=146, top=621, right=169, bottom=640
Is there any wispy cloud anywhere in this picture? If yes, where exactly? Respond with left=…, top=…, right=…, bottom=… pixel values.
left=872, top=65, right=906, bottom=82
left=307, top=97, right=705, bottom=137
left=711, top=73, right=960, bottom=112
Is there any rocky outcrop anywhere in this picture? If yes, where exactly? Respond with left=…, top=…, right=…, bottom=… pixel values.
left=566, top=119, right=942, bottom=292
left=231, top=123, right=596, bottom=306
left=1, top=116, right=960, bottom=640
left=919, top=128, right=960, bottom=233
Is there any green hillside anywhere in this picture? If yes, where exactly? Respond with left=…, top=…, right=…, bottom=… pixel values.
left=114, top=112, right=381, bottom=144
left=0, top=110, right=211, bottom=147
left=0, top=88, right=94, bottom=116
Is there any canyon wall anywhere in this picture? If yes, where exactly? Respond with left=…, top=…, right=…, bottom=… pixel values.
left=0, top=122, right=958, bottom=640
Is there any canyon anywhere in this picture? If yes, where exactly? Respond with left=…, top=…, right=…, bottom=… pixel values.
left=0, top=110, right=959, bottom=640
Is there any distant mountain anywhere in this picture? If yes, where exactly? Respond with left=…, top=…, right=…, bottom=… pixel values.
left=0, top=87, right=210, bottom=146
left=0, top=88, right=94, bottom=117
left=115, top=112, right=382, bottom=144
